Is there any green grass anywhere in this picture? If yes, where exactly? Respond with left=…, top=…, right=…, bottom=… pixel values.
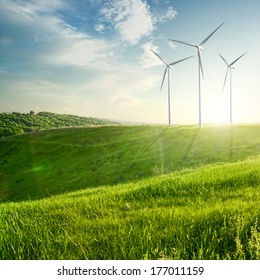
left=0, top=124, right=260, bottom=202
left=0, top=157, right=259, bottom=259
left=0, top=124, right=259, bottom=259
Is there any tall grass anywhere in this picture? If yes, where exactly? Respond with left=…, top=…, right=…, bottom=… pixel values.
left=0, top=157, right=259, bottom=259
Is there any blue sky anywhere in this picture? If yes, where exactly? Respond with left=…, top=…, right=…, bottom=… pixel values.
left=0, top=0, right=259, bottom=124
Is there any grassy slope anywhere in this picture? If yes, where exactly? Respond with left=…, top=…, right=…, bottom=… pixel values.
left=0, top=124, right=260, bottom=202
left=0, top=157, right=259, bottom=259
left=0, top=124, right=259, bottom=260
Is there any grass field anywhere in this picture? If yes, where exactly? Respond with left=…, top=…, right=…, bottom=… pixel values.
left=0, top=124, right=259, bottom=259
left=1, top=124, right=260, bottom=202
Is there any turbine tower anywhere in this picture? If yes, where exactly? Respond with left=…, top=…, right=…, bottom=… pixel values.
left=219, top=52, right=247, bottom=124
left=151, top=49, right=193, bottom=126
left=169, top=22, right=225, bottom=128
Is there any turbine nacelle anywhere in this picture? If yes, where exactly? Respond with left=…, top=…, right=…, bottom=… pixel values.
left=151, top=49, right=193, bottom=91
left=197, top=45, right=203, bottom=51
left=169, top=22, right=225, bottom=80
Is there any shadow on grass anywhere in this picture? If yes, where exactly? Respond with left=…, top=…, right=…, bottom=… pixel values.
left=183, top=128, right=200, bottom=160
left=126, top=127, right=169, bottom=174
left=229, top=126, right=234, bottom=160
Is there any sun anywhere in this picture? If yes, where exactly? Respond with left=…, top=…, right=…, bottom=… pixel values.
left=204, top=97, right=229, bottom=124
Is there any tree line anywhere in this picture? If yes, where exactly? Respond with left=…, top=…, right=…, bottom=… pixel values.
left=0, top=111, right=116, bottom=137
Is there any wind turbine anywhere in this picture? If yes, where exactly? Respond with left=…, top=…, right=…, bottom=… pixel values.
left=219, top=52, right=247, bottom=124
left=169, top=22, right=225, bottom=127
left=151, top=49, right=193, bottom=126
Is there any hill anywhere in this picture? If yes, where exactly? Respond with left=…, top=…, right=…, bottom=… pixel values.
left=0, top=124, right=259, bottom=260
left=0, top=124, right=260, bottom=202
left=0, top=111, right=117, bottom=137
left=0, top=156, right=259, bottom=259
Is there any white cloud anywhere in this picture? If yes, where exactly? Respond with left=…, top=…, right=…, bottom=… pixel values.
left=95, top=24, right=105, bottom=32
left=139, top=42, right=162, bottom=68
left=163, top=7, right=177, bottom=21
left=40, top=35, right=115, bottom=67
left=97, top=1, right=177, bottom=45
left=99, top=0, right=154, bottom=45
left=0, top=0, right=116, bottom=68
left=168, top=41, right=177, bottom=49
left=1, top=0, right=65, bottom=22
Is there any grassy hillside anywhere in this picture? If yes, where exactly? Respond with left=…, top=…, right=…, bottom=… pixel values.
left=0, top=111, right=116, bottom=137
left=0, top=125, right=260, bottom=202
left=0, top=156, right=259, bottom=259
left=0, top=124, right=259, bottom=259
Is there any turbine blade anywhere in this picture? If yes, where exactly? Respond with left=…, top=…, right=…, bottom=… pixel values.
left=219, top=53, right=229, bottom=66
left=169, top=39, right=197, bottom=48
left=169, top=55, right=194, bottom=66
left=200, top=22, right=225, bottom=46
left=223, top=68, right=229, bottom=91
left=160, top=67, right=168, bottom=92
left=229, top=52, right=247, bottom=67
left=198, top=49, right=204, bottom=79
left=151, top=49, right=168, bottom=66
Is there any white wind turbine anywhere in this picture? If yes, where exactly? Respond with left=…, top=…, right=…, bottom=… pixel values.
left=219, top=52, right=247, bottom=124
left=151, top=49, right=193, bottom=126
left=169, top=22, right=225, bottom=127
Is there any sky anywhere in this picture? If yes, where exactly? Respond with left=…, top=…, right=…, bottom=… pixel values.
left=0, top=0, right=260, bottom=125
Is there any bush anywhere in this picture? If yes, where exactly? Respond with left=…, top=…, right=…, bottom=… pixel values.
left=0, top=112, right=116, bottom=137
